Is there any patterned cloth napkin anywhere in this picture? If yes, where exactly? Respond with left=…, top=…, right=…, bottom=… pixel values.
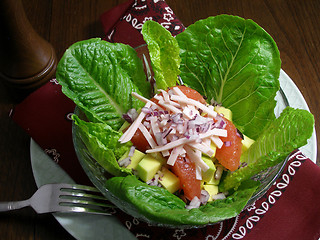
left=11, top=0, right=320, bottom=239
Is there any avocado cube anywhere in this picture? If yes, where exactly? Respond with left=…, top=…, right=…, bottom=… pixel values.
left=201, top=156, right=216, bottom=182
left=150, top=152, right=167, bottom=164
left=242, top=134, right=255, bottom=152
left=136, top=154, right=163, bottom=182
left=214, top=106, right=232, bottom=121
left=159, top=168, right=180, bottom=193
left=128, top=150, right=145, bottom=169
left=118, top=149, right=145, bottom=170
left=203, top=184, right=219, bottom=201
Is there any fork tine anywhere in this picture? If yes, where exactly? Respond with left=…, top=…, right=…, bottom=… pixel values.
left=58, top=205, right=113, bottom=215
left=58, top=184, right=101, bottom=193
left=59, top=196, right=113, bottom=208
left=57, top=183, right=115, bottom=215
left=60, top=189, right=107, bottom=201
left=62, top=184, right=101, bottom=192
left=58, top=184, right=106, bottom=199
left=1, top=183, right=116, bottom=215
left=61, top=192, right=107, bottom=201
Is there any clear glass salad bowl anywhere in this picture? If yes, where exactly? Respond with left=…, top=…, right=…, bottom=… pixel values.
left=71, top=45, right=290, bottom=228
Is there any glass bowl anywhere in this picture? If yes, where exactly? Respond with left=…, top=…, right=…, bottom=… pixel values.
left=72, top=45, right=290, bottom=228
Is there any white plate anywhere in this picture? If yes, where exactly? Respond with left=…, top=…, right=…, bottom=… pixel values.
left=30, top=69, right=317, bottom=240
left=278, top=70, right=317, bottom=162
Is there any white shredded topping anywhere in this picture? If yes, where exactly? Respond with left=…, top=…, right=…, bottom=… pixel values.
left=138, top=123, right=157, bottom=148
left=121, top=88, right=228, bottom=173
left=170, top=95, right=217, bottom=118
left=119, top=102, right=152, bottom=143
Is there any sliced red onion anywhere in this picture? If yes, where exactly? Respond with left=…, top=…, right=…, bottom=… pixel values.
left=141, top=107, right=152, bottom=114
left=162, top=128, right=173, bottom=138
left=159, top=119, right=168, bottom=127
left=147, top=172, right=162, bottom=187
left=218, top=119, right=226, bottom=129
left=122, top=113, right=133, bottom=123
left=241, top=162, right=248, bottom=168
left=170, top=122, right=177, bottom=128
left=143, top=121, right=150, bottom=128
left=199, top=123, right=210, bottom=133
left=185, top=196, right=201, bottom=209
left=212, top=193, right=226, bottom=200
left=167, top=134, right=178, bottom=142
left=184, top=134, right=191, bottom=139
left=128, top=146, right=136, bottom=157
left=122, top=108, right=138, bottom=123
left=155, top=132, right=164, bottom=145
left=224, top=141, right=231, bottom=147
left=213, top=115, right=226, bottom=129
left=187, top=120, right=196, bottom=130
left=176, top=122, right=186, bottom=134
left=118, top=157, right=131, bottom=168
left=171, top=113, right=183, bottom=123
left=162, top=137, right=168, bottom=145
left=168, top=89, right=174, bottom=96
left=200, top=190, right=210, bottom=205
left=194, top=114, right=208, bottom=124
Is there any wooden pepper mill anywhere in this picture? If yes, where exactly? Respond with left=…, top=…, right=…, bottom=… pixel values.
left=0, top=0, right=57, bottom=94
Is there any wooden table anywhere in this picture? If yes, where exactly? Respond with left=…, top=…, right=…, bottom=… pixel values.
left=0, top=0, right=319, bottom=239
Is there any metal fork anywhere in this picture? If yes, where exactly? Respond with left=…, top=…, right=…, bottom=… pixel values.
left=0, top=183, right=115, bottom=215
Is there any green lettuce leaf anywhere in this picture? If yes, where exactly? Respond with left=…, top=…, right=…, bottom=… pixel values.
left=141, top=20, right=181, bottom=90
left=56, top=38, right=151, bottom=130
left=73, top=115, right=132, bottom=177
left=105, top=175, right=258, bottom=226
left=219, top=107, right=315, bottom=191
left=176, top=15, right=281, bottom=139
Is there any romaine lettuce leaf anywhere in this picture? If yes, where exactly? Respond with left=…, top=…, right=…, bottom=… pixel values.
left=176, top=15, right=281, bottom=140
left=56, top=38, right=151, bottom=130
left=73, top=115, right=132, bottom=177
left=105, top=175, right=259, bottom=225
left=219, top=107, right=315, bottom=191
left=141, top=20, right=181, bottom=90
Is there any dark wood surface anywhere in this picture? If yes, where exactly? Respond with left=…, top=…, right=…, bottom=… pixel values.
left=0, top=0, right=319, bottom=239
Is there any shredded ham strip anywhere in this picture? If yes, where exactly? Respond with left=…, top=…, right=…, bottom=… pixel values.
left=138, top=123, right=157, bottom=148
left=167, top=145, right=184, bottom=166
left=146, top=135, right=198, bottom=153
left=131, top=92, right=158, bottom=107
left=119, top=101, right=152, bottom=143
left=170, top=95, right=217, bottom=118
left=121, top=89, right=227, bottom=172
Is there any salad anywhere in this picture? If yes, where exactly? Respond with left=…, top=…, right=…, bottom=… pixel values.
left=56, top=15, right=314, bottom=226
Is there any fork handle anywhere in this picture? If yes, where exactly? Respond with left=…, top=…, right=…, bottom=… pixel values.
left=0, top=200, right=30, bottom=212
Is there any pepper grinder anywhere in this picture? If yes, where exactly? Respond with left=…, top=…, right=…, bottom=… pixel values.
left=0, top=0, right=57, bottom=94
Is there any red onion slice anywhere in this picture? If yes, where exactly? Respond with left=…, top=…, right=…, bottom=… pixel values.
left=200, top=190, right=210, bottom=204
left=186, top=196, right=201, bottom=209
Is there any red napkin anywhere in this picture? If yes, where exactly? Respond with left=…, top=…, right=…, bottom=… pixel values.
left=11, top=0, right=320, bottom=239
